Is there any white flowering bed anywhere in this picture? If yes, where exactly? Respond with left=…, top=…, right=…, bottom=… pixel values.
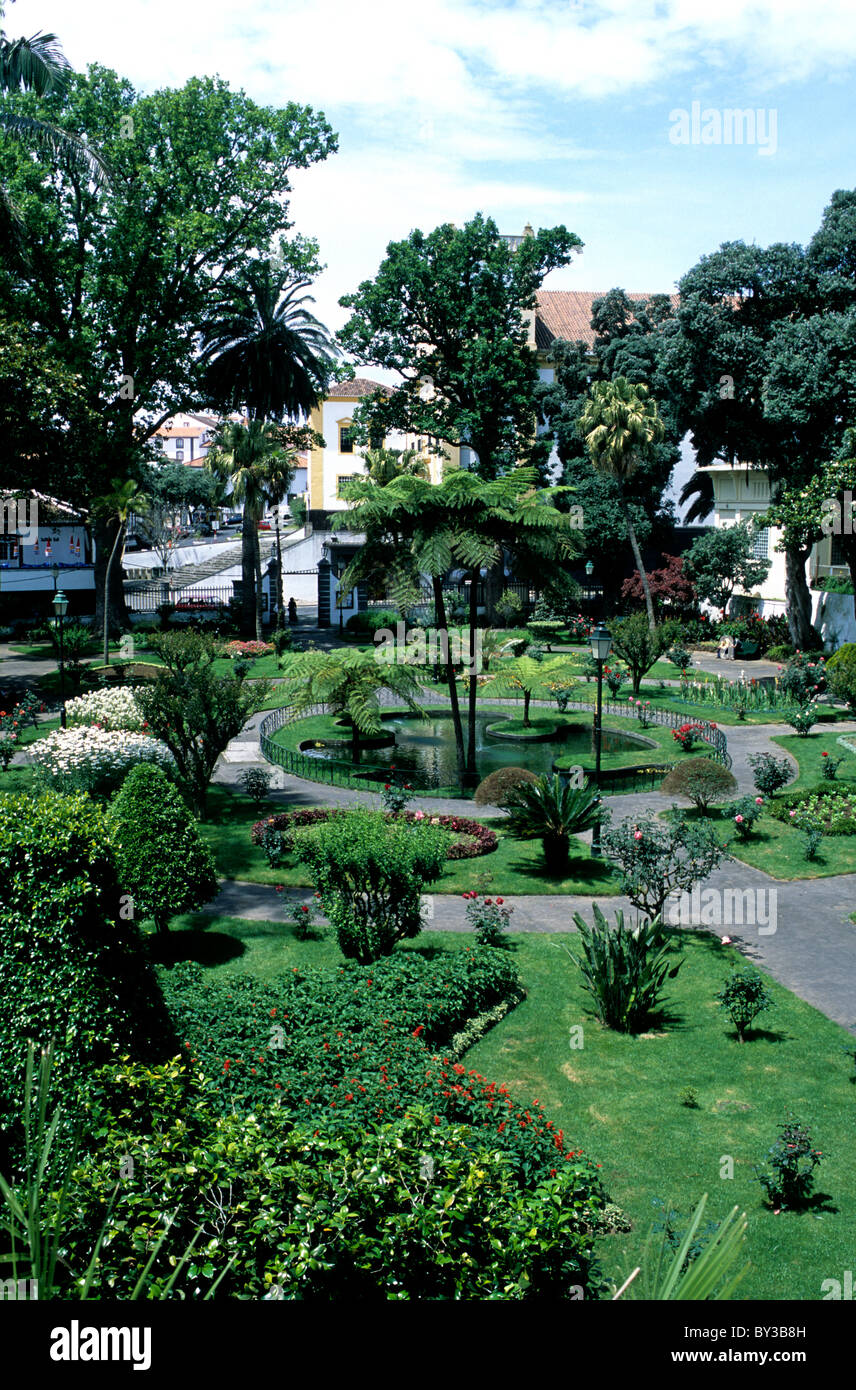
left=65, top=686, right=146, bottom=732
left=31, top=725, right=176, bottom=797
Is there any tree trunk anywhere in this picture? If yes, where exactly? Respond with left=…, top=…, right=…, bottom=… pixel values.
left=94, top=516, right=129, bottom=659
left=617, top=481, right=656, bottom=631
left=784, top=542, right=817, bottom=650
left=523, top=689, right=531, bottom=727
left=433, top=576, right=466, bottom=790
left=240, top=516, right=256, bottom=639
left=274, top=515, right=284, bottom=630
left=254, top=525, right=264, bottom=641
left=465, top=569, right=479, bottom=786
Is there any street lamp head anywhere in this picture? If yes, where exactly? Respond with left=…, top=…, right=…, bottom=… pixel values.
left=52, top=589, right=69, bottom=618
left=589, top=622, right=613, bottom=662
left=585, top=560, right=594, bottom=577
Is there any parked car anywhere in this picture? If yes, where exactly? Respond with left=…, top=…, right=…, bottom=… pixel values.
left=224, top=513, right=243, bottom=526
left=257, top=519, right=272, bottom=531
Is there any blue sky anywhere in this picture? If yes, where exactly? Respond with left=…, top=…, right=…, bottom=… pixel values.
left=11, top=0, right=856, bottom=340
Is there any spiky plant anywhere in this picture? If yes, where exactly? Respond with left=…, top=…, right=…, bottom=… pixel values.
left=503, top=772, right=602, bottom=871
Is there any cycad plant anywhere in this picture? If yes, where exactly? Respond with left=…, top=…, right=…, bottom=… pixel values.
left=568, top=904, right=683, bottom=1033
left=504, top=773, right=602, bottom=871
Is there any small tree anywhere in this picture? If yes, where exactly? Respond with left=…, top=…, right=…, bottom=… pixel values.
left=135, top=631, right=270, bottom=818
left=503, top=774, right=603, bottom=872
left=755, top=1116, right=824, bottom=1212
left=826, top=642, right=856, bottom=709
left=661, top=758, right=737, bottom=812
left=279, top=647, right=425, bottom=758
left=610, top=613, right=668, bottom=696
left=601, top=812, right=728, bottom=921
left=683, top=521, right=771, bottom=617
left=716, top=968, right=773, bottom=1042
left=293, top=809, right=449, bottom=963
left=490, top=655, right=576, bottom=728
left=109, top=764, right=218, bottom=933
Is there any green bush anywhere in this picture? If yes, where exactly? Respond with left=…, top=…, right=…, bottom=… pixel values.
left=503, top=774, right=603, bottom=872
left=747, top=751, right=793, bottom=797
left=109, top=764, right=218, bottom=933
left=610, top=614, right=669, bottom=696
left=716, top=968, right=773, bottom=1042
left=0, top=791, right=172, bottom=1150
left=776, top=652, right=827, bottom=702
left=826, top=642, right=856, bottom=709
left=601, top=812, right=728, bottom=921
left=473, top=765, right=540, bottom=806
left=59, top=1064, right=608, bottom=1300
left=293, top=808, right=450, bottom=961
left=569, top=905, right=683, bottom=1033
left=660, top=758, right=737, bottom=811
left=755, top=1116, right=825, bottom=1212
left=766, top=643, right=795, bottom=662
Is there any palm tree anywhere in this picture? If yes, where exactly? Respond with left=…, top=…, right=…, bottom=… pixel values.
left=679, top=468, right=715, bottom=524
left=0, top=12, right=109, bottom=239
left=503, top=774, right=603, bottom=873
left=580, top=377, right=666, bottom=631
left=489, top=654, right=577, bottom=728
left=93, top=478, right=149, bottom=666
left=200, top=262, right=336, bottom=422
left=260, top=448, right=298, bottom=629
left=363, top=447, right=427, bottom=486
left=278, top=647, right=426, bottom=759
left=206, top=421, right=291, bottom=639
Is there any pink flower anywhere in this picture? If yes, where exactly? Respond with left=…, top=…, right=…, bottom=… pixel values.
left=634, top=830, right=643, bottom=841
left=721, top=935, right=732, bottom=944
left=414, top=810, right=425, bottom=820
left=755, top=796, right=763, bottom=805
left=735, top=814, right=744, bottom=824
left=789, top=810, right=796, bottom=818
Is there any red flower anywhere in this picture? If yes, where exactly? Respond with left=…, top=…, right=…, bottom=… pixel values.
left=412, top=1024, right=425, bottom=1037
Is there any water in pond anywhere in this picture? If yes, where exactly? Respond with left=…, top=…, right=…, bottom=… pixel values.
left=299, top=712, right=647, bottom=791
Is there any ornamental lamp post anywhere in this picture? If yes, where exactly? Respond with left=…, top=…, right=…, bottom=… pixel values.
left=52, top=588, right=69, bottom=728
left=588, top=621, right=613, bottom=857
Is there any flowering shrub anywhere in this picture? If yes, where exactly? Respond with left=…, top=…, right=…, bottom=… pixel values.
left=379, top=767, right=415, bottom=813
left=222, top=640, right=275, bottom=659
left=748, top=751, right=792, bottom=797
left=31, top=725, right=176, bottom=799
left=66, top=685, right=145, bottom=732
left=716, top=967, right=773, bottom=1041
left=0, top=731, right=17, bottom=771
left=672, top=722, right=707, bottom=752
left=820, top=751, right=846, bottom=780
left=776, top=652, right=826, bottom=703
left=462, top=891, right=513, bottom=946
left=729, top=795, right=764, bottom=838
left=631, top=698, right=652, bottom=728
left=755, top=1116, right=825, bottom=1212
left=0, top=690, right=45, bottom=732
left=784, top=700, right=820, bottom=737
left=603, top=665, right=625, bottom=697
left=251, top=808, right=498, bottom=859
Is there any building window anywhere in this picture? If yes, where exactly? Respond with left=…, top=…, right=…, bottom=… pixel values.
left=751, top=527, right=769, bottom=559
left=336, top=476, right=356, bottom=498
left=339, top=425, right=354, bottom=454
left=831, top=534, right=847, bottom=566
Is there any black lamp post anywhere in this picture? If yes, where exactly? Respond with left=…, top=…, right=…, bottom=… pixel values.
left=52, top=588, right=69, bottom=728
left=589, top=621, right=613, bottom=857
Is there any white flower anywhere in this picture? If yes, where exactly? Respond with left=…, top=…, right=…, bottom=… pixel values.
left=66, top=686, right=145, bottom=732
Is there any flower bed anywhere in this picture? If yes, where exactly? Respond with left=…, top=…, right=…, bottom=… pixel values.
left=31, top=725, right=176, bottom=798
left=222, top=639, right=275, bottom=659
left=250, top=807, right=498, bottom=859
left=66, top=685, right=145, bottom=732
left=767, top=780, right=856, bottom=835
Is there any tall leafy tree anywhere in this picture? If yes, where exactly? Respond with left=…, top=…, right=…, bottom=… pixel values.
left=0, top=64, right=336, bottom=634
left=579, top=377, right=666, bottom=629
left=682, top=520, right=771, bottom=618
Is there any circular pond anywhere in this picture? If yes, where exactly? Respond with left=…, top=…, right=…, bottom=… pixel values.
left=298, top=710, right=655, bottom=791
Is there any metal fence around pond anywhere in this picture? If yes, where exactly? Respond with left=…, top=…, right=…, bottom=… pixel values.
left=258, top=693, right=731, bottom=796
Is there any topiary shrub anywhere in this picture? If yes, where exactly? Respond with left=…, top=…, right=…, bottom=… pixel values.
left=826, top=642, right=856, bottom=710
left=0, top=790, right=172, bottom=1152
left=661, top=758, right=737, bottom=811
left=474, top=766, right=540, bottom=806
left=109, top=764, right=218, bottom=933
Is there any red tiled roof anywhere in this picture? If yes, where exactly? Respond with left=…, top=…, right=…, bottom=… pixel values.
left=327, top=377, right=394, bottom=399
left=535, top=290, right=679, bottom=351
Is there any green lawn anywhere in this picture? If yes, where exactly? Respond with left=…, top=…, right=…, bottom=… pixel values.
left=198, top=785, right=621, bottom=896
left=152, top=915, right=856, bottom=1300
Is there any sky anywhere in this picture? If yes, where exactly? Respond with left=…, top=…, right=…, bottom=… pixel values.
left=11, top=0, right=856, bottom=344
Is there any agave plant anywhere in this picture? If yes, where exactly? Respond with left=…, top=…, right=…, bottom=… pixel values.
left=503, top=773, right=602, bottom=871
left=569, top=904, right=683, bottom=1033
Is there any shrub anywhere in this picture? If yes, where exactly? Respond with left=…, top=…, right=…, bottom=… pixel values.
left=30, top=725, right=176, bottom=799
left=792, top=808, right=824, bottom=860
left=820, top=751, right=846, bottom=780
left=767, top=781, right=856, bottom=834
left=293, top=809, right=450, bottom=961
left=826, top=642, right=856, bottom=709
left=610, top=614, right=668, bottom=696
left=716, top=968, right=773, bottom=1041
left=747, top=751, right=793, bottom=797
left=660, top=758, right=737, bottom=811
left=503, top=774, right=603, bottom=872
left=0, top=731, right=15, bottom=771
left=672, top=721, right=707, bottom=752
left=462, top=891, right=513, bottom=946
left=601, top=812, right=728, bottom=921
left=603, top=664, right=625, bottom=697
left=65, top=685, right=145, bottom=731
left=109, top=764, right=218, bottom=933
left=495, top=590, right=523, bottom=627
left=729, top=795, right=764, bottom=838
left=239, top=766, right=272, bottom=811
left=474, top=766, right=540, bottom=807
left=667, top=646, right=692, bottom=669
left=0, top=791, right=172, bottom=1148
left=766, top=643, right=794, bottom=663
left=783, top=701, right=819, bottom=737
left=379, top=772, right=415, bottom=814
left=569, top=905, right=683, bottom=1033
left=776, top=652, right=827, bottom=702
left=755, top=1117, right=825, bottom=1212
left=222, top=639, right=275, bottom=659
